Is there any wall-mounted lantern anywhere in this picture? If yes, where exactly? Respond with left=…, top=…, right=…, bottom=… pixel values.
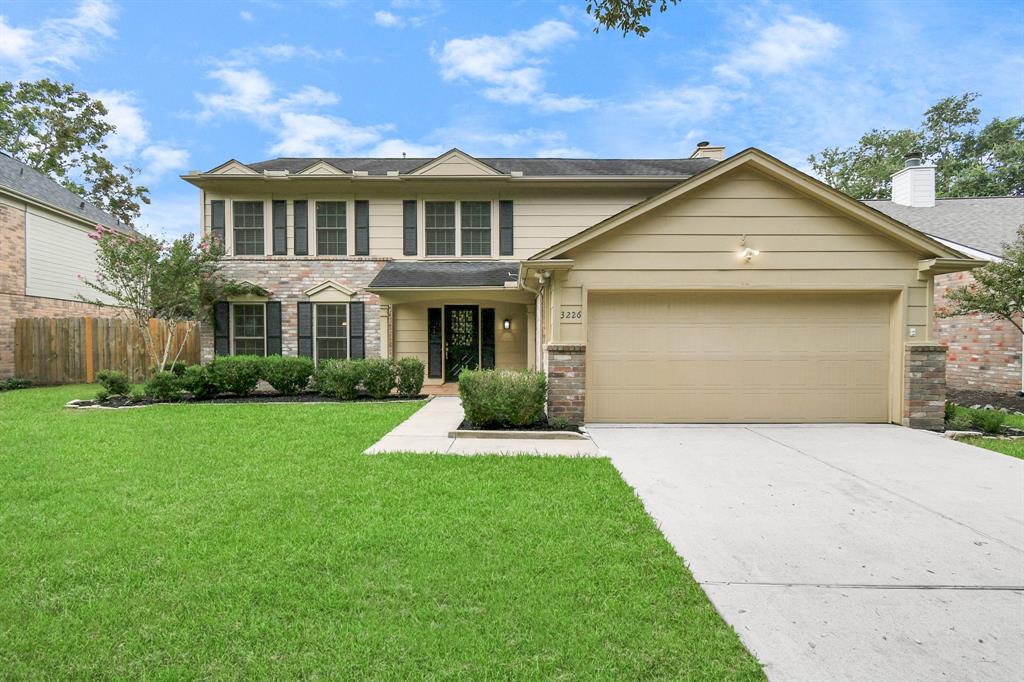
left=738, top=234, right=760, bottom=264
left=503, top=318, right=512, bottom=330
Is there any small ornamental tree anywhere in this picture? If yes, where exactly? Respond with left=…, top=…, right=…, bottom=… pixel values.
left=938, top=226, right=1024, bottom=334
left=79, top=226, right=264, bottom=373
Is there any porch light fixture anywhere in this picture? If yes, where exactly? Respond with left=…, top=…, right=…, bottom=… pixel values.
left=738, top=234, right=759, bottom=264
left=503, top=318, right=511, bottom=330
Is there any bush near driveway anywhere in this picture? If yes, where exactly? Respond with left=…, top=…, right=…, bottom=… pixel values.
left=362, top=358, right=397, bottom=399
left=314, top=359, right=364, bottom=400
left=394, top=357, right=425, bottom=398
left=946, top=403, right=1007, bottom=434
left=260, top=356, right=314, bottom=395
left=0, top=385, right=764, bottom=679
left=459, top=369, right=547, bottom=428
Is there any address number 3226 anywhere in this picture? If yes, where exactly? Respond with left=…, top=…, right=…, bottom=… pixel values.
left=560, top=310, right=582, bottom=320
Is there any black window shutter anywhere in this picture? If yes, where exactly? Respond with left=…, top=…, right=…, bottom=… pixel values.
left=266, top=301, right=282, bottom=355
left=427, top=307, right=442, bottom=378
left=355, top=200, right=369, bottom=256
left=481, top=308, right=495, bottom=370
left=402, top=200, right=417, bottom=256
left=350, top=301, right=365, bottom=359
left=499, top=200, right=514, bottom=256
left=214, top=301, right=230, bottom=356
left=272, top=200, right=287, bottom=255
left=293, top=200, right=308, bottom=255
left=211, top=200, right=225, bottom=245
left=297, top=302, right=313, bottom=358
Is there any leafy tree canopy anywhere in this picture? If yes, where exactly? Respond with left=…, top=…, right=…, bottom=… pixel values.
left=586, top=0, right=681, bottom=37
left=809, top=92, right=1024, bottom=200
left=0, top=79, right=150, bottom=225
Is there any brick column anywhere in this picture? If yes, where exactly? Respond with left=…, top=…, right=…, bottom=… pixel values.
left=546, top=344, right=585, bottom=425
left=903, top=343, right=947, bottom=431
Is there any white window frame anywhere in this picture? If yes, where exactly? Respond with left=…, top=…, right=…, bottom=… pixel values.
left=313, top=302, right=351, bottom=363
left=313, top=199, right=350, bottom=257
left=230, top=199, right=268, bottom=256
left=230, top=301, right=268, bottom=356
left=420, top=199, right=496, bottom=259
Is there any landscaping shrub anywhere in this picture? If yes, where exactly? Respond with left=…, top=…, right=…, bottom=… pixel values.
left=970, top=409, right=1005, bottom=435
left=0, top=377, right=32, bottom=391
left=207, top=355, right=262, bottom=397
left=315, top=359, right=364, bottom=400
left=97, top=369, right=131, bottom=397
left=94, top=388, right=110, bottom=402
left=262, top=356, right=314, bottom=395
left=947, top=413, right=975, bottom=432
left=944, top=401, right=958, bottom=422
left=179, top=364, right=217, bottom=399
left=395, top=357, right=425, bottom=398
left=458, top=369, right=547, bottom=428
left=143, top=371, right=182, bottom=401
left=363, top=358, right=397, bottom=399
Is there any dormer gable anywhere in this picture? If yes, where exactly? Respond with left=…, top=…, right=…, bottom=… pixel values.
left=208, top=159, right=259, bottom=175
left=408, top=148, right=502, bottom=176
left=304, top=280, right=357, bottom=302
left=296, top=160, right=348, bottom=176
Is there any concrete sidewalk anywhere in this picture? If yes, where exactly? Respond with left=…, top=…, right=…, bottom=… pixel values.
left=364, top=397, right=600, bottom=456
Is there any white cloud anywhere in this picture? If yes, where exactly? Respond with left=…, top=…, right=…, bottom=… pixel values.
left=374, top=10, right=403, bottom=28
left=92, top=90, right=189, bottom=184
left=435, top=19, right=594, bottom=111
left=240, top=10, right=254, bottom=21
left=622, top=85, right=732, bottom=124
left=714, top=15, right=845, bottom=84
left=270, top=113, right=391, bottom=156
left=0, top=0, right=116, bottom=78
left=535, top=146, right=591, bottom=158
left=137, top=193, right=200, bottom=240
left=219, top=43, right=346, bottom=67
left=140, top=145, right=190, bottom=180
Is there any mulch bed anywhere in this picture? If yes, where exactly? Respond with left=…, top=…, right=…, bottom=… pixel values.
left=72, top=391, right=427, bottom=409
left=457, top=417, right=582, bottom=434
left=947, top=389, right=1024, bottom=412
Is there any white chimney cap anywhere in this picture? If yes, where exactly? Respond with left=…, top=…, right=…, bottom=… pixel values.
left=891, top=153, right=935, bottom=208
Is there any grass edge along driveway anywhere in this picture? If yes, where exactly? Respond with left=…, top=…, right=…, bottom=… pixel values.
left=0, top=385, right=763, bottom=680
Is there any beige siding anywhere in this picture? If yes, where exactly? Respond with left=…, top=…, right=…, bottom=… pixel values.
left=24, top=208, right=110, bottom=303
left=393, top=300, right=528, bottom=381
left=552, top=168, right=930, bottom=345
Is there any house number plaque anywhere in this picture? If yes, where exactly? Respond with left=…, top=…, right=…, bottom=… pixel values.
left=559, top=308, right=582, bottom=320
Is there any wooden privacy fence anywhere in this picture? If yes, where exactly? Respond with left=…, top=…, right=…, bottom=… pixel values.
left=14, top=317, right=200, bottom=385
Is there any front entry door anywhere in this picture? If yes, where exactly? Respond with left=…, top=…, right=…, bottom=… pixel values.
left=444, top=305, right=479, bottom=381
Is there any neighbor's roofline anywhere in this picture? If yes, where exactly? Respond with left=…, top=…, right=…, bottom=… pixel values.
left=529, top=147, right=970, bottom=262
left=0, top=181, right=124, bottom=231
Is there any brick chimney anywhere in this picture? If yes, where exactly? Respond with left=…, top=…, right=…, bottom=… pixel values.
left=891, top=152, right=935, bottom=207
left=690, top=141, right=725, bottom=161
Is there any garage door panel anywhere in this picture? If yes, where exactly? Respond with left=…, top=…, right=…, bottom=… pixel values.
left=586, top=292, right=892, bottom=423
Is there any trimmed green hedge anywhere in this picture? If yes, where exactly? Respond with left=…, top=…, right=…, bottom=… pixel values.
left=458, top=369, right=546, bottom=428
left=207, top=356, right=263, bottom=397
left=262, top=356, right=314, bottom=395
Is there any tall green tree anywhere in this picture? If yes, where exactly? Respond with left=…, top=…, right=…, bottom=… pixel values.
left=586, top=0, right=681, bottom=37
left=0, top=79, right=150, bottom=225
left=809, top=93, right=1023, bottom=199
left=939, top=227, right=1024, bottom=334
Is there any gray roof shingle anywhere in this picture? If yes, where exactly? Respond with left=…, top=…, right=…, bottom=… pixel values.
left=244, top=157, right=717, bottom=177
left=0, top=151, right=121, bottom=228
left=369, top=261, right=520, bottom=288
left=864, top=197, right=1024, bottom=257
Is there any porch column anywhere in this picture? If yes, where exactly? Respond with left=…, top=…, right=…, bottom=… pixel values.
left=547, top=343, right=586, bottom=425
left=378, top=304, right=391, bottom=359
left=526, top=303, right=536, bottom=369
left=903, top=343, right=946, bottom=431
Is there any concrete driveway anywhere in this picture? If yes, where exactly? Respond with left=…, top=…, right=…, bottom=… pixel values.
left=588, top=424, right=1024, bottom=681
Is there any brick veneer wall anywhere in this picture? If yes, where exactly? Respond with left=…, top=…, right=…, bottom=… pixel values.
left=546, top=344, right=585, bottom=425
left=903, top=343, right=947, bottom=431
left=1, top=200, right=118, bottom=379
left=199, top=257, right=389, bottom=362
left=934, top=271, right=1022, bottom=394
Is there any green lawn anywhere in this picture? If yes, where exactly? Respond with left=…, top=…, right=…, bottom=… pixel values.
left=958, top=436, right=1024, bottom=459
left=0, top=385, right=762, bottom=680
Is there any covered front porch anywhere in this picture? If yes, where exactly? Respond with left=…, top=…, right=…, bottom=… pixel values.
left=368, top=262, right=536, bottom=387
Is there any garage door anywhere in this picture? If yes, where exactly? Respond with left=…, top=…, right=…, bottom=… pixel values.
left=586, top=292, right=892, bottom=423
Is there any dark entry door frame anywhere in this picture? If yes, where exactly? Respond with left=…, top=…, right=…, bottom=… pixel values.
left=443, top=305, right=480, bottom=382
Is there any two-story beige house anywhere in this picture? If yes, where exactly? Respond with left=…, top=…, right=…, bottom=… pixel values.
left=183, top=145, right=977, bottom=428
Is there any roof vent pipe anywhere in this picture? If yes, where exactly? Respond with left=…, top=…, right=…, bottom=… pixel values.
left=690, top=141, right=726, bottom=161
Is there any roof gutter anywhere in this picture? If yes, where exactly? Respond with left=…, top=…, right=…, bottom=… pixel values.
left=917, top=258, right=986, bottom=279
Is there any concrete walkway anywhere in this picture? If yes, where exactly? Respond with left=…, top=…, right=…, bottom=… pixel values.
left=588, top=424, right=1024, bottom=682
left=364, top=397, right=599, bottom=456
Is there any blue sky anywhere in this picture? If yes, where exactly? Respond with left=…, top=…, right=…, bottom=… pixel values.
left=1, top=0, right=1021, bottom=237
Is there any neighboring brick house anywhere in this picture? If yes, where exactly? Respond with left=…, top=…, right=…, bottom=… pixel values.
left=866, top=158, right=1024, bottom=395
left=183, top=146, right=975, bottom=427
left=0, top=152, right=124, bottom=379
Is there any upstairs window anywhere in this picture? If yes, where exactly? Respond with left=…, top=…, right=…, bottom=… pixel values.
left=460, top=201, right=491, bottom=256
left=316, top=201, right=347, bottom=255
left=232, top=303, right=265, bottom=355
left=425, top=201, right=456, bottom=256
left=315, top=303, right=348, bottom=361
left=233, top=201, right=264, bottom=255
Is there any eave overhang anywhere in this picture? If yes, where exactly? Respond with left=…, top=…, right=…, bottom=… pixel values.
left=917, top=258, right=986, bottom=279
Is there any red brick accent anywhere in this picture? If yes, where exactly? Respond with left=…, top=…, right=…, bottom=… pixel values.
left=546, top=343, right=585, bottom=425
left=903, top=344, right=947, bottom=431
left=934, top=272, right=1021, bottom=394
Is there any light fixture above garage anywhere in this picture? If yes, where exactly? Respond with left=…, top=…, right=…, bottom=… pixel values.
left=738, top=234, right=760, bottom=264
